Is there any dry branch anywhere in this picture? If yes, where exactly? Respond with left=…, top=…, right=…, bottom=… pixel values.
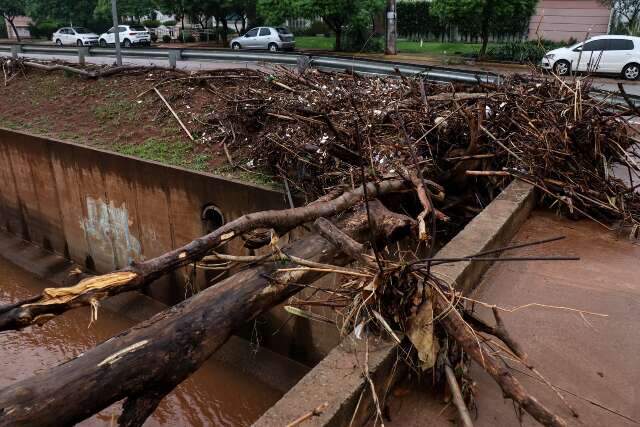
left=434, top=294, right=567, bottom=427
left=153, top=87, right=194, bottom=140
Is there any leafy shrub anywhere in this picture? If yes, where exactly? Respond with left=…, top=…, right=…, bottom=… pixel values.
left=341, top=11, right=383, bottom=53
left=143, top=19, right=160, bottom=28
left=485, top=40, right=570, bottom=63
left=177, top=33, right=196, bottom=43
left=162, top=34, right=171, bottom=43
left=28, top=20, right=63, bottom=40
left=162, top=20, right=177, bottom=27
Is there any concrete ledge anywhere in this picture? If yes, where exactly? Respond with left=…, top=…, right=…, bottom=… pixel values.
left=254, top=180, right=536, bottom=427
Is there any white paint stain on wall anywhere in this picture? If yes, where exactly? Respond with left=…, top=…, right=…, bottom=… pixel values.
left=80, top=197, right=142, bottom=269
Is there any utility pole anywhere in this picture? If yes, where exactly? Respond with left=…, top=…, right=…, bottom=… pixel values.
left=110, top=0, right=122, bottom=66
left=385, top=0, right=397, bottom=55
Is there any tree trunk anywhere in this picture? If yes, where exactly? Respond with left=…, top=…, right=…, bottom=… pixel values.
left=221, top=18, right=228, bottom=44
left=478, top=0, right=494, bottom=59
left=0, top=202, right=413, bottom=427
left=335, top=27, right=342, bottom=51
left=246, top=0, right=257, bottom=28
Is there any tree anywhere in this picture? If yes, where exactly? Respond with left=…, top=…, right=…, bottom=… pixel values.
left=0, top=0, right=26, bottom=42
left=93, top=0, right=155, bottom=25
left=119, top=0, right=155, bottom=22
left=432, top=0, right=537, bottom=57
left=257, top=0, right=384, bottom=51
left=601, top=0, right=640, bottom=34
left=228, top=0, right=257, bottom=33
left=155, top=0, right=189, bottom=35
left=26, top=0, right=98, bottom=27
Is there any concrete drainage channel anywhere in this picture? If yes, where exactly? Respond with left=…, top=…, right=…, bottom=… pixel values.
left=0, top=125, right=538, bottom=426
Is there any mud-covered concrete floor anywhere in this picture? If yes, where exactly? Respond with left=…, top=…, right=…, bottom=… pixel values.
left=386, top=210, right=640, bottom=426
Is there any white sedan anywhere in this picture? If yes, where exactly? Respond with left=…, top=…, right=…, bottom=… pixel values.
left=542, top=35, right=640, bottom=80
left=52, top=27, right=99, bottom=46
left=98, top=25, right=151, bottom=48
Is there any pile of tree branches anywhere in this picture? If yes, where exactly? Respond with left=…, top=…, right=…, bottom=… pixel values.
left=171, top=66, right=638, bottom=231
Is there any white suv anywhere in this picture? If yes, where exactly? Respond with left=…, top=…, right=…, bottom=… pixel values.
left=52, top=27, right=99, bottom=46
left=99, top=25, right=151, bottom=48
left=542, top=35, right=640, bottom=80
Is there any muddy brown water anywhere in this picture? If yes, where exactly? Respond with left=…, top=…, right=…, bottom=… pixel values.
left=0, top=255, right=281, bottom=426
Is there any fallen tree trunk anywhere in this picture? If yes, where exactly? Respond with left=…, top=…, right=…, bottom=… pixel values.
left=0, top=179, right=408, bottom=332
left=23, top=61, right=136, bottom=78
left=21, top=62, right=192, bottom=79
left=0, top=201, right=413, bottom=427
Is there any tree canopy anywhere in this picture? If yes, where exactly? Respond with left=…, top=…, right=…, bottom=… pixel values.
left=25, top=0, right=98, bottom=26
left=257, top=0, right=384, bottom=50
left=601, top=0, right=640, bottom=34
left=432, top=0, right=537, bottom=56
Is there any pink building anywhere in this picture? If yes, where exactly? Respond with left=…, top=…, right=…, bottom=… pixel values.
left=3, top=16, right=32, bottom=40
left=528, top=0, right=612, bottom=42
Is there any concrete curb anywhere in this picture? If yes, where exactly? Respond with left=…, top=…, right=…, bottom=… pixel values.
left=254, top=180, right=536, bottom=427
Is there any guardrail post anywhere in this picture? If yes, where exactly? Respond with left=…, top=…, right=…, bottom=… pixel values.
left=168, top=50, right=180, bottom=69
left=10, top=45, right=22, bottom=59
left=78, top=47, right=89, bottom=66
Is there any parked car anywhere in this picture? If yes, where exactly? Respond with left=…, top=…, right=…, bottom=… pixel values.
left=98, top=25, right=151, bottom=48
left=52, top=27, right=99, bottom=46
left=542, top=35, right=640, bottom=80
left=230, top=27, right=295, bottom=52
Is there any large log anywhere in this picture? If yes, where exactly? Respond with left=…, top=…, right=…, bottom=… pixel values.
left=0, top=179, right=408, bottom=332
left=0, top=201, right=414, bottom=427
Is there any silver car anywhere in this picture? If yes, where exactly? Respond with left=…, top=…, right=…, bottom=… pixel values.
left=230, top=27, right=295, bottom=52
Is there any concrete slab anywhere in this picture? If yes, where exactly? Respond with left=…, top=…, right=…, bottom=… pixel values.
left=386, top=211, right=640, bottom=426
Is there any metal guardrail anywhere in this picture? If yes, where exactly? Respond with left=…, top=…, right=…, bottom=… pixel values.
left=2, top=43, right=640, bottom=107
left=0, top=43, right=500, bottom=84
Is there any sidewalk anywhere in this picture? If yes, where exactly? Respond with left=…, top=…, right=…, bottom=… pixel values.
left=386, top=210, right=640, bottom=426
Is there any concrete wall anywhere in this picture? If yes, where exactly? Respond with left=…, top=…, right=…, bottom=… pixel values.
left=0, top=127, right=289, bottom=304
left=529, top=0, right=611, bottom=42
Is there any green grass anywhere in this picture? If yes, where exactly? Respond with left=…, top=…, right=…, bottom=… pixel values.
left=295, top=36, right=501, bottom=56
left=213, top=163, right=278, bottom=188
left=396, top=41, right=500, bottom=55
left=295, top=36, right=335, bottom=50
left=93, top=100, right=141, bottom=122
left=114, top=138, right=210, bottom=170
